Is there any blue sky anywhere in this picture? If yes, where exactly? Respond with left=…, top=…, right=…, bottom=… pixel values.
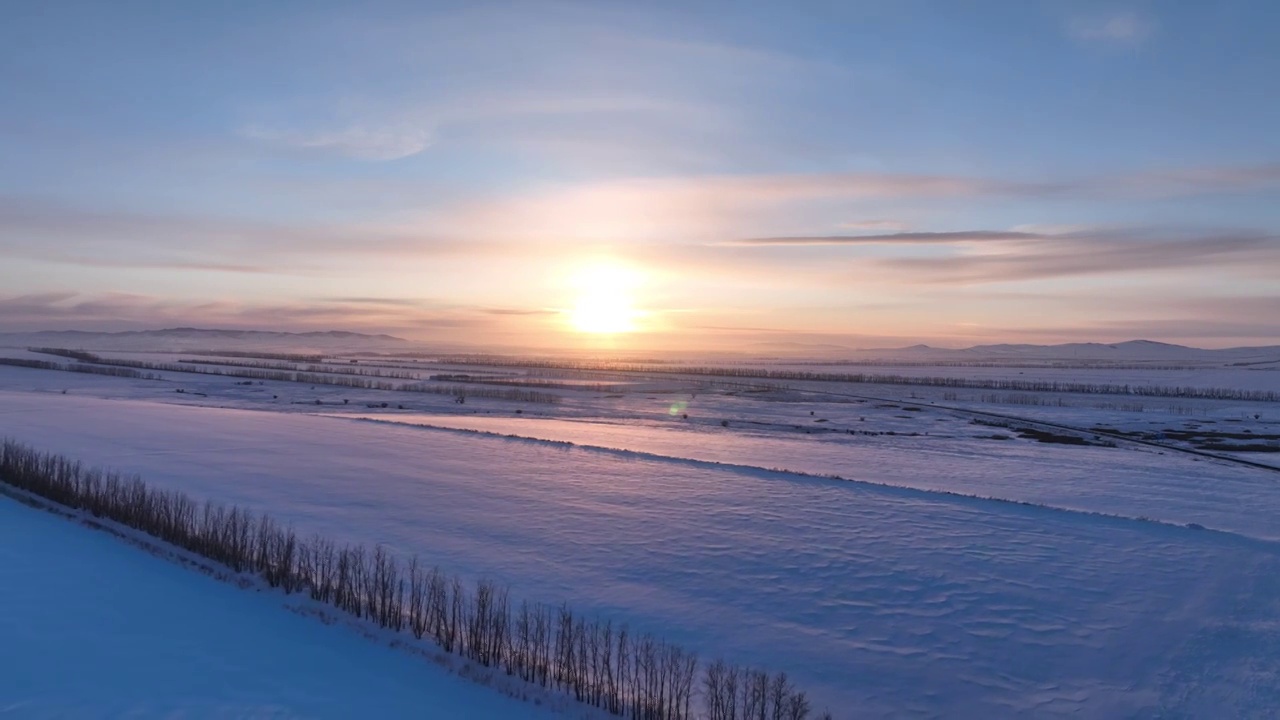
left=2, top=0, right=1278, bottom=349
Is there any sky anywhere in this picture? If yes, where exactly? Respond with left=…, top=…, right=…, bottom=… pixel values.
left=2, top=0, right=1278, bottom=351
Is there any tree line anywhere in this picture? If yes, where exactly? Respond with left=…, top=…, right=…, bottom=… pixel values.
left=28, top=347, right=101, bottom=362
left=185, top=350, right=326, bottom=363
left=769, top=360, right=1204, bottom=371
left=430, top=374, right=632, bottom=394
left=19, top=350, right=561, bottom=404
left=177, top=358, right=420, bottom=380
left=0, top=440, right=830, bottom=719
left=0, top=356, right=157, bottom=380
left=427, top=358, right=1280, bottom=403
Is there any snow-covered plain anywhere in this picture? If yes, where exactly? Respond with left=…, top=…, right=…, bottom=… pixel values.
left=335, top=410, right=1280, bottom=539
left=4, top=368, right=1280, bottom=717
left=0, top=493, right=564, bottom=720
left=735, top=363, right=1280, bottom=393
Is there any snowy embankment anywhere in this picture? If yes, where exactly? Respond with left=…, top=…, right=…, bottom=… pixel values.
left=4, top=391, right=1280, bottom=716
left=0, top=492, right=563, bottom=719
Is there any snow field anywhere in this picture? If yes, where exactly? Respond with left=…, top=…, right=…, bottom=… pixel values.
left=4, top=391, right=1280, bottom=716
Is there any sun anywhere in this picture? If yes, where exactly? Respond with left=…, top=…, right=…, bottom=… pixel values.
left=566, top=261, right=644, bottom=334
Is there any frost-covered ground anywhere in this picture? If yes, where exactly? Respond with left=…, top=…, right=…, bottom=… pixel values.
left=736, top=362, right=1280, bottom=393
left=4, top=374, right=1280, bottom=717
left=335, top=410, right=1280, bottom=539
left=0, top=494, right=564, bottom=720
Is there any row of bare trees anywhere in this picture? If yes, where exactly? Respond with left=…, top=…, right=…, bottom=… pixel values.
left=430, top=373, right=631, bottom=394
left=425, top=357, right=1280, bottom=402
left=185, top=349, right=326, bottom=363
left=26, top=347, right=101, bottom=362
left=17, top=350, right=562, bottom=403
left=176, top=357, right=420, bottom=380
left=66, top=363, right=160, bottom=379
left=0, top=356, right=157, bottom=380
left=703, top=660, right=813, bottom=720
left=0, top=357, right=59, bottom=370
left=0, top=440, right=829, bottom=719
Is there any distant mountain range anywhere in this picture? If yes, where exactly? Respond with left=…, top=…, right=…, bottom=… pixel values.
left=0, top=328, right=412, bottom=352
left=745, top=339, right=1280, bottom=364
left=1, top=328, right=1278, bottom=365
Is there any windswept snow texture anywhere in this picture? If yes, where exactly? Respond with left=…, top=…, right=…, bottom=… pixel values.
left=0, top=496, right=563, bottom=720
left=339, top=412, right=1280, bottom=540
left=4, top=391, right=1280, bottom=717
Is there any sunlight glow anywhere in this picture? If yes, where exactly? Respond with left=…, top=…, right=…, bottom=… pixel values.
left=566, top=261, right=645, bottom=334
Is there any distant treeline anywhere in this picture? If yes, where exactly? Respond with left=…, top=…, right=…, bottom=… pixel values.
left=0, top=441, right=827, bottom=720
left=433, top=358, right=1280, bottom=403
left=518, top=369, right=790, bottom=395
left=67, top=363, right=159, bottom=380
left=430, top=374, right=631, bottom=394
left=407, top=384, right=559, bottom=404
left=1, top=357, right=61, bottom=371
left=405, top=353, right=679, bottom=366
left=20, top=350, right=559, bottom=404
left=185, top=350, right=326, bottom=363
left=430, top=354, right=1208, bottom=371
left=769, top=360, right=1205, bottom=371
left=178, top=358, right=419, bottom=380
left=27, top=347, right=100, bottom=362
left=0, top=356, right=157, bottom=380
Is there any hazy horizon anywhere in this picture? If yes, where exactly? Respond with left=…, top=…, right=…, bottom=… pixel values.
left=3, top=1, right=1278, bottom=352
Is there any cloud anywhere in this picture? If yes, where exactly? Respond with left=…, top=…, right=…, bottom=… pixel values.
left=1068, top=11, right=1153, bottom=44
left=839, top=220, right=910, bottom=233
left=29, top=254, right=280, bottom=274
left=320, top=297, right=435, bottom=307
left=667, top=225, right=1279, bottom=293
left=480, top=307, right=558, bottom=316
left=870, top=229, right=1280, bottom=285
left=730, top=231, right=1041, bottom=246
left=426, top=162, right=1280, bottom=244
left=0, top=196, right=496, bottom=274
left=424, top=173, right=1036, bottom=244
left=0, top=292, right=545, bottom=338
left=231, top=2, right=838, bottom=170
left=5, top=156, right=1279, bottom=278
left=1113, top=163, right=1280, bottom=196
left=242, top=122, right=433, bottom=161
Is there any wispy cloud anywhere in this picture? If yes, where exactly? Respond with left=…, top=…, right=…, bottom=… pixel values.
left=1068, top=11, right=1154, bottom=45
left=423, top=173, right=1043, bottom=244
left=1113, top=163, right=1280, bottom=196
left=0, top=292, right=546, bottom=338
left=319, top=297, right=437, bottom=308
left=870, top=229, right=1279, bottom=285
left=730, top=231, right=1041, bottom=246
left=0, top=196, right=497, bottom=274
left=242, top=122, right=433, bottom=161
left=232, top=3, right=831, bottom=169
left=429, top=162, right=1280, bottom=243
left=5, top=157, right=1280, bottom=278
left=664, top=225, right=1279, bottom=293
left=839, top=219, right=911, bottom=233
left=481, top=307, right=559, bottom=316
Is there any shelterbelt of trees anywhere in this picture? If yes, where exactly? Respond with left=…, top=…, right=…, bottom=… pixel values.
left=19, top=349, right=560, bottom=404
left=0, top=441, right=833, bottom=720
left=431, top=357, right=1280, bottom=403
